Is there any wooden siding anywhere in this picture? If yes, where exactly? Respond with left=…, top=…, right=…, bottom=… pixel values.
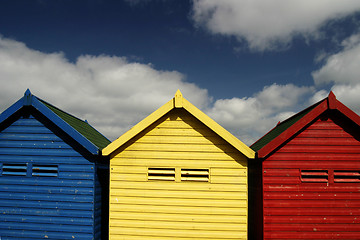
left=263, top=116, right=360, bottom=239
left=0, top=115, right=97, bottom=239
left=109, top=109, right=248, bottom=240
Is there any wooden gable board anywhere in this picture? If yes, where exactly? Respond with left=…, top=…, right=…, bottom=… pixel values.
left=103, top=90, right=255, bottom=159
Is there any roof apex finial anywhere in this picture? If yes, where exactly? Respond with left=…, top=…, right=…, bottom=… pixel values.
left=24, top=89, right=31, bottom=96
left=24, top=89, right=32, bottom=106
left=174, top=89, right=183, bottom=108
left=328, top=91, right=337, bottom=109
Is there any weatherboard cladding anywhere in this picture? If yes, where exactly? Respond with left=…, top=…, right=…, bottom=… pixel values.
left=109, top=109, right=249, bottom=239
left=105, top=91, right=254, bottom=240
left=0, top=91, right=109, bottom=240
left=252, top=93, right=360, bottom=239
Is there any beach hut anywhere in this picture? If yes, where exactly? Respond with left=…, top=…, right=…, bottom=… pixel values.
left=103, top=90, right=255, bottom=240
left=250, top=92, right=360, bottom=239
left=0, top=90, right=110, bottom=240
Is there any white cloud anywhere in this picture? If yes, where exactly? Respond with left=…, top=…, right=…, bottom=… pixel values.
left=191, top=0, right=360, bottom=51
left=0, top=36, right=209, bottom=141
left=206, top=83, right=314, bottom=144
left=1, top=36, right=343, bottom=146
left=312, top=33, right=360, bottom=113
left=312, top=33, right=360, bottom=86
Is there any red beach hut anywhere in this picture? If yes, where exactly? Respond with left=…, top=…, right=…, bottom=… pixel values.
left=250, top=92, right=360, bottom=239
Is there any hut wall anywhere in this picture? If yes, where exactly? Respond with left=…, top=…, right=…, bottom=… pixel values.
left=0, top=115, right=97, bottom=239
left=109, top=109, right=248, bottom=239
left=262, top=115, right=360, bottom=239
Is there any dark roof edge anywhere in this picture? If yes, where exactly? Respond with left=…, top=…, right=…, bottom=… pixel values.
left=0, top=89, right=102, bottom=155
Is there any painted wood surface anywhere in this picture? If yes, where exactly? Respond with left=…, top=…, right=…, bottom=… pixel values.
left=109, top=109, right=248, bottom=239
left=262, top=115, right=360, bottom=239
left=0, top=115, right=100, bottom=240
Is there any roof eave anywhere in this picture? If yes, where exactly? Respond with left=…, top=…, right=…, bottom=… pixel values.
left=257, top=99, right=328, bottom=159
left=31, top=96, right=100, bottom=155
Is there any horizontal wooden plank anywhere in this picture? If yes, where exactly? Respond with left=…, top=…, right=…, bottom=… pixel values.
left=115, top=150, right=244, bottom=161
left=0, top=184, right=93, bottom=195
left=0, top=133, right=62, bottom=141
left=264, top=192, right=360, bottom=200
left=110, top=204, right=247, bottom=215
left=157, top=119, right=207, bottom=129
left=264, top=231, right=360, bottom=239
left=263, top=160, right=360, bottom=168
left=0, top=155, right=91, bottom=165
left=296, top=129, right=352, bottom=138
left=264, top=223, right=360, bottom=232
left=0, top=229, right=93, bottom=240
left=109, top=219, right=247, bottom=231
left=0, top=192, right=94, bottom=203
left=264, top=199, right=360, bottom=208
left=146, top=128, right=213, bottom=137
left=263, top=176, right=300, bottom=184
left=0, top=199, right=93, bottom=210
left=109, top=235, right=240, bottom=240
left=110, top=196, right=247, bottom=208
left=2, top=125, right=53, bottom=134
left=0, top=140, right=71, bottom=149
left=288, top=137, right=360, bottom=146
left=264, top=184, right=360, bottom=192
left=306, top=121, right=343, bottom=129
left=264, top=215, right=360, bottom=224
left=264, top=207, right=360, bottom=216
left=109, top=227, right=247, bottom=239
left=0, top=214, right=93, bottom=225
left=124, top=142, right=237, bottom=153
left=136, top=135, right=227, bottom=145
left=1, top=206, right=93, bottom=218
left=263, top=168, right=299, bottom=177
left=0, top=221, right=93, bottom=233
left=110, top=188, right=247, bottom=200
left=110, top=211, right=247, bottom=223
left=0, top=148, right=82, bottom=157
left=111, top=159, right=247, bottom=168
left=277, top=145, right=360, bottom=153
left=110, top=181, right=247, bottom=192
left=0, top=178, right=93, bottom=187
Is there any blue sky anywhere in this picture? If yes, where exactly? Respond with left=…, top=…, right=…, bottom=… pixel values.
left=1, top=0, right=360, bottom=144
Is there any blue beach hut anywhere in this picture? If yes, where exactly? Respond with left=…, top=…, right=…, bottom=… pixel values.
left=0, top=90, right=110, bottom=240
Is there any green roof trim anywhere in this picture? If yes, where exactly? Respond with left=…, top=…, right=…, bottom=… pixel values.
left=251, top=101, right=322, bottom=152
left=38, top=99, right=111, bottom=150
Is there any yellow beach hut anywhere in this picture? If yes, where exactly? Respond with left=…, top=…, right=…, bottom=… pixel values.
left=103, top=90, right=255, bottom=240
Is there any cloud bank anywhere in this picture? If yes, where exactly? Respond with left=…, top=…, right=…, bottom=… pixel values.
left=191, top=0, right=360, bottom=51
left=0, top=36, right=315, bottom=144
left=1, top=33, right=360, bottom=145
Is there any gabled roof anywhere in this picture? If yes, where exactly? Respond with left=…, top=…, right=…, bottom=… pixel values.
left=251, top=91, right=360, bottom=158
left=0, top=89, right=110, bottom=154
left=103, top=90, right=255, bottom=159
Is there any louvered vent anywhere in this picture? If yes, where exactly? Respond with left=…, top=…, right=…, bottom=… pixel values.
left=301, top=170, right=328, bottom=182
left=32, top=165, right=58, bottom=177
left=181, top=169, right=209, bottom=182
left=148, top=168, right=175, bottom=181
left=2, top=163, right=27, bottom=176
left=334, top=170, right=360, bottom=183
